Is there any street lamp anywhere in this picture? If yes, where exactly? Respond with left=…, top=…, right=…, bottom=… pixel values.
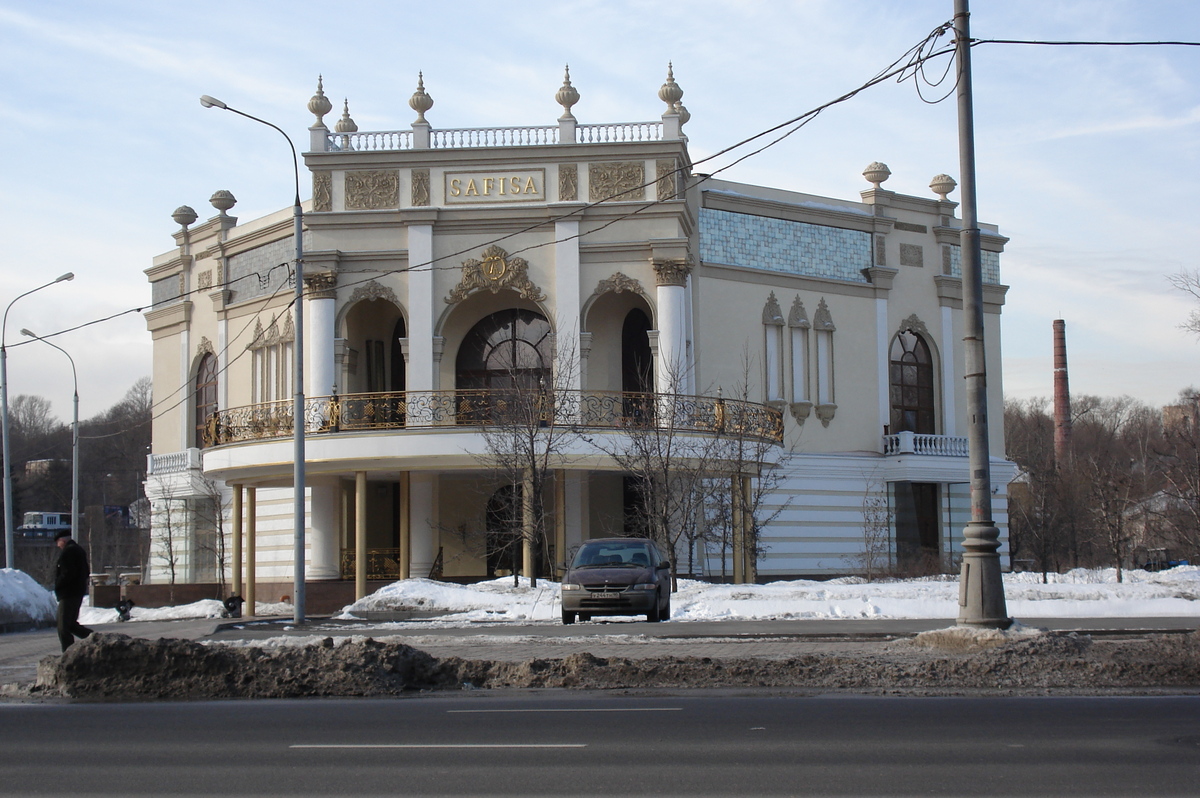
left=1, top=271, right=74, bottom=569
left=20, top=330, right=78, bottom=564
left=201, top=94, right=306, bottom=624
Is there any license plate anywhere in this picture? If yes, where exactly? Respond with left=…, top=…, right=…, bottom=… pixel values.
left=594, top=592, right=620, bottom=599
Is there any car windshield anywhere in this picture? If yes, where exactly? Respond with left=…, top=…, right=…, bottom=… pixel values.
left=572, top=542, right=653, bottom=569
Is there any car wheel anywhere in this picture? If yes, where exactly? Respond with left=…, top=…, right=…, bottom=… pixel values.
left=562, top=610, right=575, bottom=625
left=647, top=599, right=661, bottom=623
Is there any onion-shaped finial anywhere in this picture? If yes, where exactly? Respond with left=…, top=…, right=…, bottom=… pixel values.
left=409, top=72, right=434, bottom=123
left=556, top=65, right=580, bottom=119
left=308, top=75, right=333, bottom=128
left=335, top=99, right=358, bottom=133
left=658, top=62, right=684, bottom=110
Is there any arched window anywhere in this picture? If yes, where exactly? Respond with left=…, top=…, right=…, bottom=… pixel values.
left=194, top=353, right=218, bottom=448
left=457, top=309, right=552, bottom=390
left=889, top=331, right=934, bottom=434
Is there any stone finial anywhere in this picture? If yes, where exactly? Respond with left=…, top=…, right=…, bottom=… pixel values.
left=172, top=205, right=198, bottom=229
left=335, top=99, right=358, bottom=133
left=409, top=72, right=434, bottom=123
left=210, top=190, right=236, bottom=216
left=675, top=102, right=690, bottom=127
left=308, top=75, right=333, bottom=129
left=556, top=65, right=580, bottom=120
left=930, top=173, right=957, bottom=201
left=862, top=161, right=891, bottom=188
left=658, top=62, right=684, bottom=110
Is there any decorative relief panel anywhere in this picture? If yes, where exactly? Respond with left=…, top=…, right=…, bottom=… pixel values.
left=446, top=245, right=546, bottom=304
left=894, top=221, right=928, bottom=234
left=197, top=270, right=213, bottom=291
left=197, top=336, right=215, bottom=358
left=411, top=168, right=430, bottom=207
left=345, top=169, right=399, bottom=210
left=813, top=298, right=836, bottom=331
left=248, top=314, right=295, bottom=350
left=788, top=296, right=810, bottom=329
left=898, top=313, right=930, bottom=338
left=590, top=161, right=645, bottom=202
left=762, top=292, right=784, bottom=325
left=875, top=234, right=887, bottom=266
left=656, top=159, right=680, bottom=201
left=595, top=272, right=644, bottom=296
left=312, top=171, right=332, bottom=212
left=348, top=280, right=400, bottom=306
left=900, top=243, right=924, bottom=268
left=558, top=164, right=578, bottom=202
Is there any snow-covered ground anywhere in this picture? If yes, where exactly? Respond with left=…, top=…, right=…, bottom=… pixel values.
left=2, top=566, right=1198, bottom=629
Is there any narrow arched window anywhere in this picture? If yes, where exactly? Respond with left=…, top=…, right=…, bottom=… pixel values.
left=194, top=353, right=218, bottom=448
left=889, top=331, right=934, bottom=434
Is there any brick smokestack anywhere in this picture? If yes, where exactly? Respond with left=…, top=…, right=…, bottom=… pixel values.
left=1053, top=319, right=1072, bottom=466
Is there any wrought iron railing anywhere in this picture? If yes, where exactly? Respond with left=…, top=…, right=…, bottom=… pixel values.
left=204, top=389, right=784, bottom=447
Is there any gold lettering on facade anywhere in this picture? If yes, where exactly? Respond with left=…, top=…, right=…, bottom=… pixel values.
left=444, top=170, right=545, bottom=204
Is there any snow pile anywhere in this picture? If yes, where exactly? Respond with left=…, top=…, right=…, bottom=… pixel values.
left=337, top=566, right=1200, bottom=624
left=79, top=599, right=294, bottom=625
left=0, top=569, right=56, bottom=627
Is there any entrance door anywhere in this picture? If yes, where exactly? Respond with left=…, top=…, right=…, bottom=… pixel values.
left=893, top=481, right=942, bottom=574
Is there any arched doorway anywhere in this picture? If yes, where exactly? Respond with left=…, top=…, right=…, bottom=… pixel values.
left=889, top=330, right=935, bottom=434
left=456, top=308, right=552, bottom=423
left=621, top=308, right=654, bottom=424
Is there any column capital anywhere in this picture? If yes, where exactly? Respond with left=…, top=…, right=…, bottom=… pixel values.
left=651, top=256, right=693, bottom=287
left=303, top=271, right=337, bottom=299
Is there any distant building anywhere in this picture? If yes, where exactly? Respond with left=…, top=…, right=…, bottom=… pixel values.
left=144, top=69, right=1015, bottom=589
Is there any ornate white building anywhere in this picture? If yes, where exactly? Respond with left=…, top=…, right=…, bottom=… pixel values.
left=144, top=69, right=1015, bottom=598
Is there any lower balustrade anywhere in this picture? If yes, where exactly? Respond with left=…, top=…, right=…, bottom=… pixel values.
left=882, top=431, right=970, bottom=456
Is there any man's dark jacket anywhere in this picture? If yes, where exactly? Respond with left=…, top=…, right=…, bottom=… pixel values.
left=54, top=540, right=89, bottom=600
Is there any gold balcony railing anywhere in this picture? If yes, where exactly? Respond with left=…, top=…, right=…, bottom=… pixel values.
left=340, top=548, right=403, bottom=581
left=203, top=389, right=784, bottom=448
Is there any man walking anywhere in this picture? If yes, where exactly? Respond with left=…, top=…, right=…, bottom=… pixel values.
left=53, top=530, right=92, bottom=652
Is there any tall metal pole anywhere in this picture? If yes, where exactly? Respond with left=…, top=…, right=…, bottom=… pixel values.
left=1, top=272, right=74, bottom=569
left=954, top=0, right=1010, bottom=628
left=21, top=330, right=78, bottom=557
left=201, top=96, right=305, bottom=624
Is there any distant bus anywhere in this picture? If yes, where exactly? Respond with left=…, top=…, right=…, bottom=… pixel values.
left=17, top=512, right=72, bottom=540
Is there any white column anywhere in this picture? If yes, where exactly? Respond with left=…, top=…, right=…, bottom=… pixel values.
left=308, top=477, right=340, bottom=580
left=652, top=259, right=691, bottom=394
left=179, top=329, right=190, bottom=451
left=765, top=325, right=782, bottom=401
left=307, top=281, right=336, bottom=397
left=218, top=318, right=228, bottom=411
left=554, top=218, right=582, bottom=390
left=407, top=223, right=435, bottom=392
left=408, top=471, right=437, bottom=577
left=877, top=296, right=890, bottom=433
left=941, top=304, right=958, bottom=436
left=564, top=471, right=586, bottom=551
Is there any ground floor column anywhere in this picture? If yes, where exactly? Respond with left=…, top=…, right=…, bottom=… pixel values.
left=355, top=471, right=367, bottom=600
left=554, top=473, right=566, bottom=573
left=731, top=475, right=744, bottom=585
left=408, top=472, right=436, bottom=578
left=245, top=487, right=256, bottom=617
left=231, top=484, right=243, bottom=598
left=522, top=469, right=534, bottom=579
left=399, top=472, right=411, bottom=579
left=309, top=478, right=340, bottom=580
left=742, top=475, right=756, bottom=584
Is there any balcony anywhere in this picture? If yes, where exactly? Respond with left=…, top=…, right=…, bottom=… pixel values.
left=203, top=389, right=784, bottom=448
left=322, top=121, right=665, bottom=153
left=882, top=431, right=969, bottom=457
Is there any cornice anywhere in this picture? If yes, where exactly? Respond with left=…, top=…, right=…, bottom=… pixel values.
left=144, top=301, right=192, bottom=333
left=144, top=255, right=191, bottom=282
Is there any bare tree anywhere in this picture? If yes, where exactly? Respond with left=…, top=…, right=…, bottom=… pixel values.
left=474, top=336, right=586, bottom=587
left=1168, top=269, right=1200, bottom=338
left=846, top=473, right=892, bottom=582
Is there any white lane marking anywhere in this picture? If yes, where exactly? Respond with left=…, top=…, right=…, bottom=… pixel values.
left=447, top=707, right=682, bottom=713
left=291, top=744, right=587, bottom=749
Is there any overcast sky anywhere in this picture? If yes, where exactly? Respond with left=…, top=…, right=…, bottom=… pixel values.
left=1, top=0, right=1198, bottom=421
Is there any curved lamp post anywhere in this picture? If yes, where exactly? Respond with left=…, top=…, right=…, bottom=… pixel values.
left=1, top=271, right=73, bottom=568
left=20, top=330, right=78, bottom=562
left=200, top=95, right=306, bottom=624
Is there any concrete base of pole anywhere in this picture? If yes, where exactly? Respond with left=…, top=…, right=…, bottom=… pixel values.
left=956, top=521, right=1012, bottom=628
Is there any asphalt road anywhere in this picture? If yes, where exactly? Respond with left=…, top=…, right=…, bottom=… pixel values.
left=1, top=693, right=1197, bottom=796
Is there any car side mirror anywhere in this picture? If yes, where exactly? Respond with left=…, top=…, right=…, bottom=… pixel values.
left=657, top=560, right=671, bottom=570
